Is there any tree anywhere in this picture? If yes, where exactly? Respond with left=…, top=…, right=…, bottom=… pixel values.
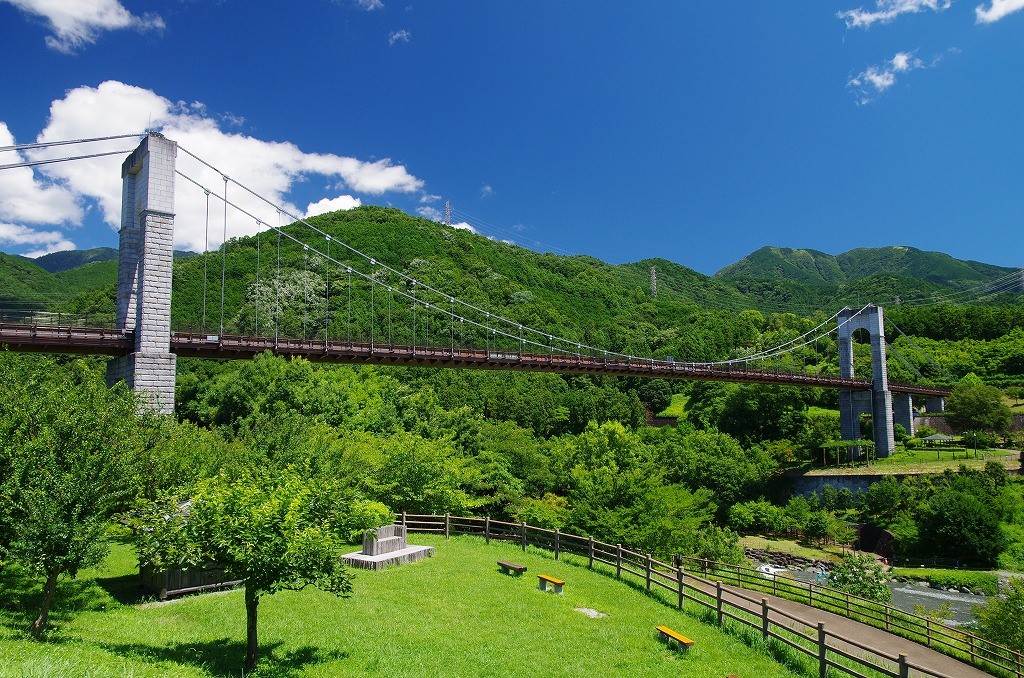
left=917, top=484, right=1006, bottom=566
left=717, top=384, right=808, bottom=446
left=828, top=552, right=891, bottom=603
left=976, top=577, right=1024, bottom=652
left=132, top=469, right=354, bottom=673
left=945, top=380, right=1012, bottom=437
left=0, top=356, right=146, bottom=638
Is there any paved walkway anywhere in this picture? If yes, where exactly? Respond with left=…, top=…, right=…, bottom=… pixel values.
left=685, top=577, right=994, bottom=678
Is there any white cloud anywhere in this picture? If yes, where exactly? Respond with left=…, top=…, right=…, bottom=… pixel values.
left=847, top=51, right=926, bottom=104
left=451, top=221, right=477, bottom=234
left=0, top=122, right=83, bottom=226
left=0, top=222, right=76, bottom=257
left=305, top=195, right=361, bottom=217
left=1, top=0, right=164, bottom=53
left=419, top=193, right=441, bottom=203
left=480, top=184, right=494, bottom=199
left=417, top=205, right=442, bottom=220
left=355, top=0, right=384, bottom=9
left=388, top=29, right=411, bottom=45
left=976, top=0, right=1024, bottom=22
left=838, top=0, right=951, bottom=29
left=16, top=81, right=424, bottom=253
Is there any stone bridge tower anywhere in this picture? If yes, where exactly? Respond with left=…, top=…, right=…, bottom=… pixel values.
left=838, top=305, right=896, bottom=458
left=106, top=133, right=177, bottom=414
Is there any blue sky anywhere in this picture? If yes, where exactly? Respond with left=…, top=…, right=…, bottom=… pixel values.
left=0, top=0, right=1021, bottom=275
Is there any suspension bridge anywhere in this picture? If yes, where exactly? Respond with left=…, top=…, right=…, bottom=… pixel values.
left=0, top=133, right=954, bottom=457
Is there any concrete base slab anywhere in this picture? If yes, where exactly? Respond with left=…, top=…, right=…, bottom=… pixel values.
left=342, top=544, right=434, bottom=571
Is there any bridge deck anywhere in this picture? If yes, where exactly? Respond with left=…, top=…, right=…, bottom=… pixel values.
left=0, top=323, right=950, bottom=396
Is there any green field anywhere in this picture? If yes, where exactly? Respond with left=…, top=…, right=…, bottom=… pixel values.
left=0, top=534, right=805, bottom=677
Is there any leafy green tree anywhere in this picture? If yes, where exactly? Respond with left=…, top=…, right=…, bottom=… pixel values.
left=717, top=384, right=808, bottom=446
left=803, top=511, right=832, bottom=546
left=917, top=484, right=1006, bottom=566
left=828, top=552, right=892, bottom=603
left=684, top=525, right=745, bottom=564
left=976, top=577, right=1024, bottom=652
left=661, top=429, right=779, bottom=512
left=946, top=379, right=1012, bottom=436
left=132, top=469, right=354, bottom=673
left=515, top=493, right=568, bottom=530
left=0, top=355, right=146, bottom=638
left=367, top=434, right=472, bottom=515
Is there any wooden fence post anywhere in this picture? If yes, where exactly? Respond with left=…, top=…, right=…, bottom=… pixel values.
left=967, top=634, right=974, bottom=663
left=926, top=618, right=931, bottom=647
left=845, top=592, right=850, bottom=617
left=645, top=553, right=652, bottom=592
left=444, top=513, right=450, bottom=540
left=808, top=583, right=814, bottom=606
left=677, top=566, right=684, bottom=609
left=736, top=564, right=742, bottom=587
left=898, top=653, right=909, bottom=678
left=554, top=529, right=560, bottom=561
left=588, top=537, right=594, bottom=568
left=716, top=581, right=724, bottom=625
left=616, top=544, right=622, bottom=579
left=761, top=598, right=769, bottom=639
left=817, top=622, right=827, bottom=678
left=884, top=605, right=890, bottom=631
left=485, top=516, right=490, bottom=544
left=521, top=522, right=527, bottom=551
left=401, top=511, right=407, bottom=527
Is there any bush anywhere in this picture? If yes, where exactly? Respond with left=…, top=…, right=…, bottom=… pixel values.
left=828, top=552, right=892, bottom=603
left=976, top=578, right=1024, bottom=652
left=343, top=499, right=394, bottom=543
left=891, top=568, right=1000, bottom=596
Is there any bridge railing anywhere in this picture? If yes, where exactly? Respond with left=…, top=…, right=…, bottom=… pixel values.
left=396, top=513, right=1019, bottom=678
left=0, top=308, right=117, bottom=328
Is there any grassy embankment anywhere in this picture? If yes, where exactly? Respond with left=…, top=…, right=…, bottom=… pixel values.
left=0, top=533, right=806, bottom=677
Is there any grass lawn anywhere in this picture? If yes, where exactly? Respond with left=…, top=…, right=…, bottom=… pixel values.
left=801, top=449, right=1020, bottom=476
left=657, top=392, right=687, bottom=418
left=0, top=534, right=806, bottom=677
left=739, top=535, right=847, bottom=563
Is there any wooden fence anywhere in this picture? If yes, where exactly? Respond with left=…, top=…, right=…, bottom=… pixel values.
left=397, top=513, right=1022, bottom=678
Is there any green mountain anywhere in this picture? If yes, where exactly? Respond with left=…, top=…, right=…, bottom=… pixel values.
left=1, top=211, right=1019, bottom=331
left=714, top=247, right=844, bottom=285
left=162, top=206, right=757, bottom=361
left=0, top=252, right=64, bottom=312
left=28, top=247, right=118, bottom=273
left=715, top=245, right=1020, bottom=310
left=716, top=245, right=1017, bottom=288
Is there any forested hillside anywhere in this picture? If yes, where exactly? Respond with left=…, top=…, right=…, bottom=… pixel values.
left=3, top=206, right=1023, bottom=384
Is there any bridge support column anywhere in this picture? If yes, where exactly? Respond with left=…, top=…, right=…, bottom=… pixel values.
left=925, top=396, right=945, bottom=414
left=837, top=306, right=895, bottom=458
left=893, top=393, right=915, bottom=438
left=106, top=133, right=177, bottom=414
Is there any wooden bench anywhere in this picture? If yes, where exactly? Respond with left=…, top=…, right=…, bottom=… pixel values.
left=537, top=574, right=565, bottom=593
left=656, top=625, right=694, bottom=651
left=497, top=560, right=527, bottom=576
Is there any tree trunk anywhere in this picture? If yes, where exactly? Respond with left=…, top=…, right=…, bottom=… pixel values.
left=29, top=570, right=60, bottom=639
left=244, top=585, right=259, bottom=673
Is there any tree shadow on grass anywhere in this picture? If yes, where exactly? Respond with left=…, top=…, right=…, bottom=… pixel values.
left=0, top=564, right=152, bottom=642
left=97, top=637, right=349, bottom=677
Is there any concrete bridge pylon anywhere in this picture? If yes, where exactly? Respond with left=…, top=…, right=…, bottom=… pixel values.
left=838, top=305, right=895, bottom=458
left=106, top=133, right=177, bottom=414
